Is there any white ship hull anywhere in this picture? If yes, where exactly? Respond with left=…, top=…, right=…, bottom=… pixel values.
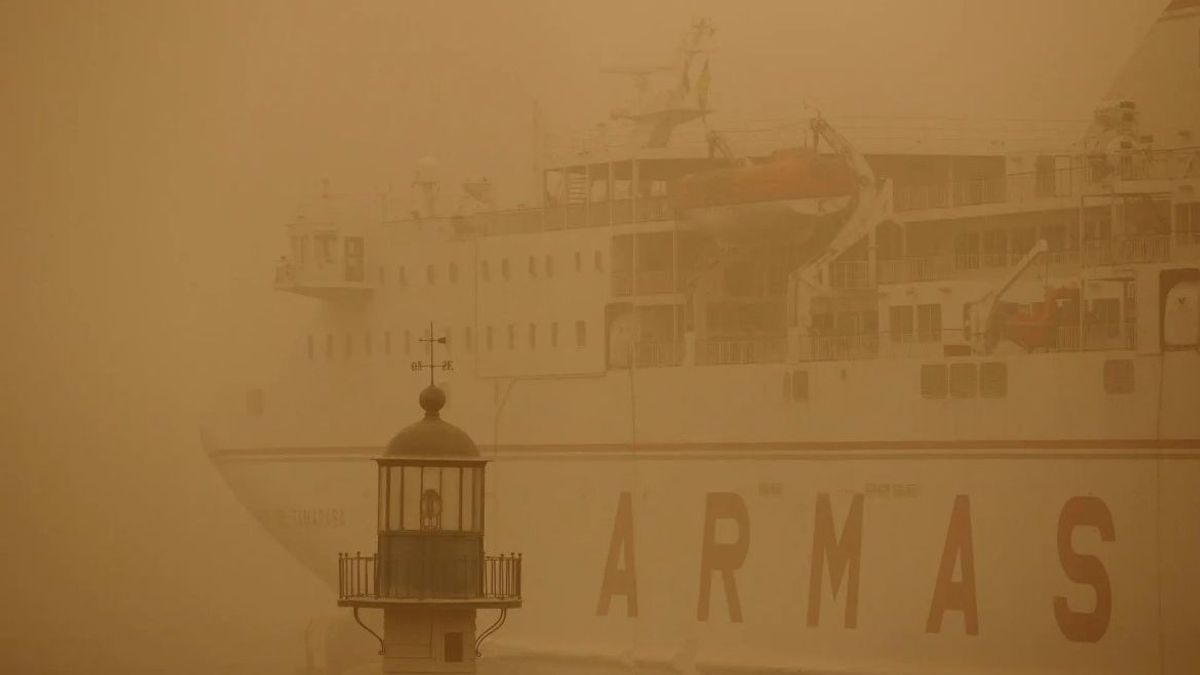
left=209, top=435, right=1200, bottom=674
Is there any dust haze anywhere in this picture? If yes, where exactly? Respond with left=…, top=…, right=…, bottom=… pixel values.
left=0, top=1, right=1184, bottom=674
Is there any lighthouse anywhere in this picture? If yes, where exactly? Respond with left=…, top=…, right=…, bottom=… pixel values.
left=337, top=380, right=522, bottom=673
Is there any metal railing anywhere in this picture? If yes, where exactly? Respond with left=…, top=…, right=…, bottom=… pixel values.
left=829, top=260, right=870, bottom=290
left=795, top=333, right=881, bottom=362
left=337, top=552, right=522, bottom=602
left=876, top=256, right=955, bottom=283
left=696, top=338, right=786, bottom=365
left=1049, top=322, right=1137, bottom=352
left=612, top=270, right=676, bottom=296
left=870, top=234, right=1176, bottom=286
left=633, top=341, right=685, bottom=367
left=894, top=148, right=1200, bottom=214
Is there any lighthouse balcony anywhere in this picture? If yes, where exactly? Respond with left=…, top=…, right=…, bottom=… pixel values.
left=336, top=552, right=522, bottom=609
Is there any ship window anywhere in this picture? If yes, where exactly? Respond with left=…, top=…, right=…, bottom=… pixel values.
left=344, top=334, right=353, bottom=358
left=980, top=361, right=1007, bottom=397
left=576, top=320, right=587, bottom=347
left=890, top=306, right=914, bottom=343
left=426, top=264, right=436, bottom=284
left=917, top=304, right=942, bottom=343
left=528, top=256, right=537, bottom=277
left=486, top=326, right=494, bottom=351
left=595, top=250, right=604, bottom=272
left=384, top=331, right=392, bottom=356
left=551, top=322, right=559, bottom=348
left=326, top=334, right=334, bottom=360
left=317, top=235, right=336, bottom=263
left=575, top=251, right=582, bottom=272
left=507, top=324, right=515, bottom=350
left=791, top=370, right=809, bottom=401
left=464, top=327, right=473, bottom=352
left=444, top=632, right=464, bottom=663
left=449, top=262, right=458, bottom=283
left=546, top=254, right=554, bottom=277
left=481, top=260, right=490, bottom=281
left=949, top=362, right=977, bottom=398
left=955, top=232, right=979, bottom=269
left=364, top=332, right=372, bottom=356
left=307, top=335, right=314, bottom=360
left=398, top=266, right=407, bottom=286
left=921, top=364, right=948, bottom=398
left=1103, top=359, right=1134, bottom=394
left=528, top=323, right=537, bottom=349
left=501, top=258, right=510, bottom=280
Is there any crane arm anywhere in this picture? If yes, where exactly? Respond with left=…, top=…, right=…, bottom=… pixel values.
left=965, top=238, right=1049, bottom=352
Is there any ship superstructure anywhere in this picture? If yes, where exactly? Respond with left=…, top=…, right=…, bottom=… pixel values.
left=210, top=5, right=1200, bottom=674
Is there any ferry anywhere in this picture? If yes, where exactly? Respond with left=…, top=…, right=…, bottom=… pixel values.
left=204, top=3, right=1200, bottom=673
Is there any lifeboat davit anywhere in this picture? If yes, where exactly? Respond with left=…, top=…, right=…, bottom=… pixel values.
left=673, top=147, right=860, bottom=248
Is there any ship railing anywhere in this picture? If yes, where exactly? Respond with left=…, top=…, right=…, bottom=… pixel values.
left=634, top=341, right=685, bottom=367
left=612, top=270, right=676, bottom=296
left=337, top=552, right=522, bottom=601
left=873, top=234, right=1174, bottom=286
left=397, top=197, right=679, bottom=237
left=1175, top=229, right=1200, bottom=247
left=829, top=260, right=870, bottom=290
left=894, top=149, right=1198, bottom=214
left=637, top=270, right=675, bottom=294
left=696, top=338, right=787, bottom=365
left=795, top=333, right=881, bottom=362
left=1048, top=321, right=1137, bottom=352
left=876, top=256, right=956, bottom=283
left=1081, top=235, right=1171, bottom=266
left=612, top=272, right=633, bottom=296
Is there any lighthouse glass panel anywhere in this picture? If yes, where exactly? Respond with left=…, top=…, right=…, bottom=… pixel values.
left=386, top=466, right=403, bottom=530
left=402, top=466, right=421, bottom=530
left=442, top=467, right=461, bottom=531
left=461, top=467, right=475, bottom=531
left=420, top=466, right=442, bottom=530
left=378, top=467, right=388, bottom=529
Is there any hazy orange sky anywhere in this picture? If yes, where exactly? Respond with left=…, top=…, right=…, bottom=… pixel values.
left=0, top=1, right=1170, bottom=672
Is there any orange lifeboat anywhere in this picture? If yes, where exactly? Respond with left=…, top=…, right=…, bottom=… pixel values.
left=672, top=147, right=858, bottom=210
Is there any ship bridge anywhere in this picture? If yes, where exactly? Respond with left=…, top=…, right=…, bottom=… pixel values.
left=274, top=192, right=374, bottom=301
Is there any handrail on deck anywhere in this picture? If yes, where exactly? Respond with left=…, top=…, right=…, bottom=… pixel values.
left=337, top=552, right=522, bottom=602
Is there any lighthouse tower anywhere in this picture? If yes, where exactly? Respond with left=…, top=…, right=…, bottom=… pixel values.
left=337, top=383, right=522, bottom=673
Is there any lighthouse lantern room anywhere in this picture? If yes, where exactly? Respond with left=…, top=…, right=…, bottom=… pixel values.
left=337, top=383, right=521, bottom=673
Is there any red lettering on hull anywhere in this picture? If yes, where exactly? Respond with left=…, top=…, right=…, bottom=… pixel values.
left=926, top=495, right=979, bottom=635
left=1054, top=496, right=1115, bottom=642
left=697, top=492, right=750, bottom=622
left=807, top=493, right=864, bottom=628
left=596, top=491, right=638, bottom=617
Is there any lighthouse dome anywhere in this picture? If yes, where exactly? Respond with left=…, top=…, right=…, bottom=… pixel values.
left=385, top=385, right=480, bottom=458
